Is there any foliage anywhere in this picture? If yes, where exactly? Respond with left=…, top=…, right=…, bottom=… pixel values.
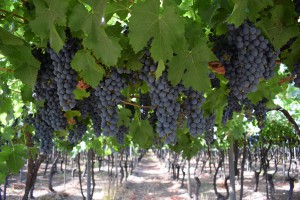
left=0, top=0, right=299, bottom=183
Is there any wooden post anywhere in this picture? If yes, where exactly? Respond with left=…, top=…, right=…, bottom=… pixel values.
left=187, top=159, right=192, bottom=198
left=229, top=141, right=236, bottom=200
left=87, top=149, right=92, bottom=200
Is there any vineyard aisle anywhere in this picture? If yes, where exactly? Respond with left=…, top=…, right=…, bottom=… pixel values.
left=116, top=150, right=189, bottom=200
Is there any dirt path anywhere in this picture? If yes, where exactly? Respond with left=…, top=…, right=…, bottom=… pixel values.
left=115, top=150, right=190, bottom=200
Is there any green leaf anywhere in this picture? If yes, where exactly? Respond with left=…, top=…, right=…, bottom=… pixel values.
left=168, top=39, right=216, bottom=93
left=0, top=37, right=40, bottom=87
left=71, top=50, right=104, bottom=88
left=14, top=63, right=40, bottom=87
left=0, top=28, right=24, bottom=46
left=129, top=118, right=153, bottom=147
left=184, top=20, right=205, bottom=49
left=196, top=0, right=220, bottom=25
left=226, top=0, right=274, bottom=27
left=256, top=5, right=299, bottom=50
left=73, top=88, right=90, bottom=100
left=6, top=145, right=27, bottom=174
left=155, top=60, right=165, bottom=79
left=203, top=85, right=227, bottom=125
left=0, top=147, right=11, bottom=162
left=128, top=0, right=185, bottom=62
left=2, top=127, right=14, bottom=141
left=29, top=0, right=69, bottom=52
left=0, top=97, right=13, bottom=114
left=248, top=73, right=283, bottom=104
left=282, top=37, right=300, bottom=67
left=69, top=1, right=122, bottom=66
left=0, top=162, right=8, bottom=184
left=118, top=108, right=132, bottom=127
left=117, top=37, right=142, bottom=71
left=105, top=0, right=131, bottom=20
left=21, top=84, right=34, bottom=102
left=65, top=110, right=81, bottom=119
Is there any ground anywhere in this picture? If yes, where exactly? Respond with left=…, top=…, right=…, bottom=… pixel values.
left=4, top=149, right=300, bottom=200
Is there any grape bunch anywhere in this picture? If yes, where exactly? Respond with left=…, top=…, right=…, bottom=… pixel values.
left=47, top=35, right=80, bottom=111
left=222, top=91, right=242, bottom=125
left=95, top=67, right=128, bottom=137
left=295, top=0, right=300, bottom=14
left=254, top=98, right=268, bottom=129
left=116, top=125, right=129, bottom=145
left=76, top=89, right=102, bottom=136
left=32, top=113, right=54, bottom=154
left=68, top=120, right=87, bottom=144
left=140, top=92, right=151, bottom=120
left=224, top=21, right=278, bottom=100
left=209, top=72, right=221, bottom=89
left=32, top=49, right=56, bottom=100
left=138, top=38, right=157, bottom=86
left=32, top=49, right=68, bottom=131
left=293, top=61, right=300, bottom=88
left=183, top=87, right=206, bottom=138
left=39, top=90, right=68, bottom=131
left=205, top=114, right=215, bottom=145
left=242, top=98, right=255, bottom=120
left=150, top=71, right=182, bottom=143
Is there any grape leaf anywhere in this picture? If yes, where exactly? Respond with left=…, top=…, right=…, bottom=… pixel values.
left=226, top=0, right=273, bottom=27
left=21, top=85, right=34, bottom=103
left=29, top=0, right=68, bottom=52
left=0, top=97, right=13, bottom=114
left=256, top=5, right=299, bottom=50
left=117, top=37, right=142, bottom=71
left=69, top=1, right=121, bottom=66
left=155, top=60, right=165, bottom=79
left=6, top=145, right=27, bottom=174
left=184, top=20, right=205, bottom=49
left=118, top=108, right=132, bottom=127
left=105, top=0, right=132, bottom=20
left=196, top=0, right=220, bottom=25
left=65, top=110, right=81, bottom=119
left=73, top=88, right=90, bottom=100
left=248, top=73, right=283, bottom=104
left=168, top=39, right=217, bottom=93
left=14, top=63, right=39, bottom=88
left=0, top=30, right=40, bottom=87
left=71, top=50, right=104, bottom=88
left=0, top=28, right=24, bottom=46
left=128, top=0, right=185, bottom=62
left=282, top=37, right=300, bottom=67
left=202, top=85, right=227, bottom=125
left=129, top=119, right=153, bottom=147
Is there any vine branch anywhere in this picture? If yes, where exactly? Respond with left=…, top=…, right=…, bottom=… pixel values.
left=120, top=100, right=152, bottom=109
left=0, top=67, right=14, bottom=72
left=0, top=8, right=28, bottom=22
left=268, top=106, right=300, bottom=138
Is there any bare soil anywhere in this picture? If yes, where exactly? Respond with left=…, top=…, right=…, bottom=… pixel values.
left=3, top=150, right=300, bottom=200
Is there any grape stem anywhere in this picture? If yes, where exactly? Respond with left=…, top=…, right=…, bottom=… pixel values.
left=268, top=106, right=300, bottom=138
left=0, top=67, right=14, bottom=72
left=120, top=100, right=152, bottom=109
left=0, top=8, right=28, bottom=22
left=278, top=76, right=294, bottom=85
